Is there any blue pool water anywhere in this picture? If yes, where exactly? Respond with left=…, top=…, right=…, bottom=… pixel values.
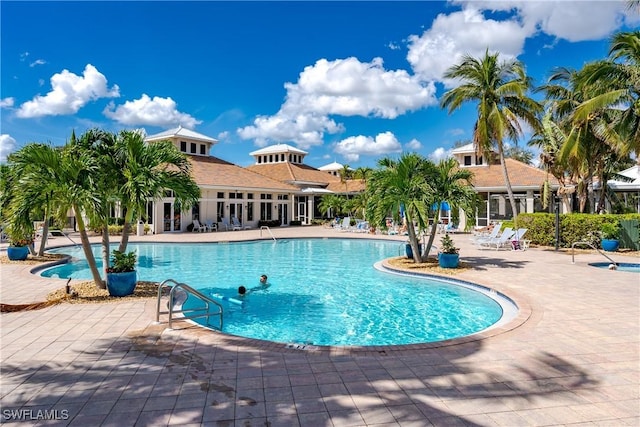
left=41, top=239, right=510, bottom=346
left=589, top=262, right=640, bottom=273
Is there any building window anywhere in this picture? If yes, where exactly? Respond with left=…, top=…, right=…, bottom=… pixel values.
left=261, top=193, right=272, bottom=200
left=146, top=201, right=154, bottom=224
left=257, top=157, right=261, bottom=164
left=180, top=141, right=187, bottom=152
left=217, top=192, right=225, bottom=199
left=190, top=143, right=196, bottom=154
left=280, top=154, right=285, bottom=162
left=247, top=193, right=254, bottom=200
left=277, top=194, right=289, bottom=200
left=260, top=202, right=272, bottom=220
left=192, top=203, right=200, bottom=220
left=200, top=144, right=206, bottom=155
left=476, top=156, right=483, bottom=165
left=269, top=154, right=273, bottom=162
left=216, top=201, right=224, bottom=222
left=464, top=155, right=472, bottom=166
left=247, top=202, right=254, bottom=221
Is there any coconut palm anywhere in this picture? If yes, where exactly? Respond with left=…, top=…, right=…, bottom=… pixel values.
left=573, top=30, right=640, bottom=157
left=318, top=194, right=345, bottom=219
left=365, top=153, right=432, bottom=263
left=441, top=50, right=543, bottom=221
left=338, top=164, right=352, bottom=198
left=114, top=129, right=200, bottom=253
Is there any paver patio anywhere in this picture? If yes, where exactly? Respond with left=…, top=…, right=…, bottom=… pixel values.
left=1, top=226, right=638, bottom=426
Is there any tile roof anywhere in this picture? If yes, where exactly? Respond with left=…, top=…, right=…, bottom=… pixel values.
left=327, top=179, right=366, bottom=193
left=466, top=158, right=559, bottom=190
left=188, top=155, right=298, bottom=191
left=247, top=163, right=341, bottom=186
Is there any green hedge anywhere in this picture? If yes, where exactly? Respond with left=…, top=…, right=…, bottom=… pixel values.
left=513, top=213, right=640, bottom=249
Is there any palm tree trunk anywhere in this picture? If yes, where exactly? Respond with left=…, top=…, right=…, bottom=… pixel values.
left=118, top=210, right=133, bottom=253
left=405, top=211, right=423, bottom=263
left=74, top=204, right=105, bottom=289
left=423, top=204, right=440, bottom=259
left=101, top=224, right=111, bottom=286
left=498, top=146, right=519, bottom=222
left=37, top=203, right=50, bottom=257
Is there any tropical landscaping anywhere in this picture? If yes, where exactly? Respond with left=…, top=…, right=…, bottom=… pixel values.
left=1, top=29, right=638, bottom=279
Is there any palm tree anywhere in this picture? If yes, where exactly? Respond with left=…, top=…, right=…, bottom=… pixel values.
left=421, top=158, right=477, bottom=258
left=338, top=164, right=352, bottom=198
left=114, top=130, right=200, bottom=253
left=441, top=50, right=543, bottom=221
left=573, top=30, right=640, bottom=157
left=365, top=153, right=432, bottom=263
left=318, top=194, right=344, bottom=219
left=5, top=143, right=70, bottom=256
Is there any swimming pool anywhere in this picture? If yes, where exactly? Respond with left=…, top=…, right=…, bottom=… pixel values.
left=589, top=262, right=640, bottom=273
left=41, top=239, right=516, bottom=346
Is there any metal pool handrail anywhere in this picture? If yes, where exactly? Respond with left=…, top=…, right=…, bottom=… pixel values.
left=571, top=241, right=618, bottom=266
left=155, top=278, right=223, bottom=330
left=260, top=226, right=276, bottom=241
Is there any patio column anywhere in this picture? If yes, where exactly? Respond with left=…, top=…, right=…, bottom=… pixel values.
left=526, top=190, right=534, bottom=213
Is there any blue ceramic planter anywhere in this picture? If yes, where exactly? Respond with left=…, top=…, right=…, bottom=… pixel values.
left=601, top=239, right=619, bottom=252
left=106, top=271, right=137, bottom=297
left=438, top=253, right=459, bottom=268
left=7, top=246, right=29, bottom=261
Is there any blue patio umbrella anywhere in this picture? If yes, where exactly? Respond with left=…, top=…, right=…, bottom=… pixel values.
left=432, top=201, right=450, bottom=211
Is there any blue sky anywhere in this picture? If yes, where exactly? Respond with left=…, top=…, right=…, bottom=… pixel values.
left=1, top=1, right=638, bottom=168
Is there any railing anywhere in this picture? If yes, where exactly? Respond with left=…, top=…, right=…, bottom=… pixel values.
left=260, top=226, right=276, bottom=241
left=571, top=241, right=618, bottom=266
left=155, top=279, right=223, bottom=330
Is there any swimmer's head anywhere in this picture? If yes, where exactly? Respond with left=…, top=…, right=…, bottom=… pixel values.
left=260, top=275, right=268, bottom=284
left=238, top=286, right=247, bottom=295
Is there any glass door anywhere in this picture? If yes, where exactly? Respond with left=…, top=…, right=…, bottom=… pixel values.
left=163, top=202, right=181, bottom=232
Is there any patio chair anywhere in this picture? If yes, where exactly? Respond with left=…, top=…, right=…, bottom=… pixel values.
left=509, top=228, right=529, bottom=250
left=230, top=216, right=242, bottom=231
left=205, top=219, right=217, bottom=232
left=478, top=227, right=514, bottom=250
left=471, top=222, right=502, bottom=245
left=192, top=219, right=207, bottom=233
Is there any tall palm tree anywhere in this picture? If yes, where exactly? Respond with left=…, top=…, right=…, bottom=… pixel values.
left=441, top=50, right=543, bottom=221
left=573, top=30, right=640, bottom=157
left=318, top=194, right=345, bottom=219
left=365, top=153, right=432, bottom=263
left=338, top=164, right=352, bottom=198
left=114, top=130, right=200, bottom=253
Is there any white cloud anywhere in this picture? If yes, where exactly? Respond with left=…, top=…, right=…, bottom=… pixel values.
left=447, top=128, right=466, bottom=137
left=429, top=147, right=450, bottom=162
left=29, top=59, right=46, bottom=67
left=405, top=138, right=422, bottom=151
left=334, top=131, right=402, bottom=162
left=0, top=98, right=15, bottom=108
left=16, top=64, right=120, bottom=118
left=238, top=57, right=436, bottom=148
left=407, top=7, right=529, bottom=85
left=103, top=94, right=201, bottom=129
left=0, top=134, right=17, bottom=163
left=481, top=0, right=635, bottom=42
left=217, top=131, right=230, bottom=140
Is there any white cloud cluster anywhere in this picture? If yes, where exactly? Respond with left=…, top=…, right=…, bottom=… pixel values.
left=238, top=57, right=437, bottom=149
left=334, top=131, right=403, bottom=162
left=16, top=64, right=120, bottom=118
left=0, top=134, right=17, bottom=163
left=103, top=94, right=201, bottom=129
left=0, top=98, right=15, bottom=108
left=429, top=147, right=451, bottom=162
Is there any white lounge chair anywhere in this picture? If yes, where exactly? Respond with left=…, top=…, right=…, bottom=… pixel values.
left=471, top=222, right=503, bottom=245
left=478, top=227, right=514, bottom=250
left=230, top=216, right=242, bottom=231
left=509, top=228, right=529, bottom=250
left=205, top=219, right=217, bottom=232
left=220, top=218, right=231, bottom=231
left=192, top=219, right=207, bottom=233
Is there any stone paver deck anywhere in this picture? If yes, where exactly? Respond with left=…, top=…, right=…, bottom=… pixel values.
left=1, top=226, right=638, bottom=426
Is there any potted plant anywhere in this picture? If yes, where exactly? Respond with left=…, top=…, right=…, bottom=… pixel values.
left=600, top=222, right=621, bottom=252
left=106, top=249, right=137, bottom=296
left=6, top=226, right=33, bottom=261
left=438, top=234, right=459, bottom=268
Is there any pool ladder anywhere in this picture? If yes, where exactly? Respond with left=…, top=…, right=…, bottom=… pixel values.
left=155, top=279, right=224, bottom=330
left=260, top=226, right=276, bottom=241
left=571, top=241, right=618, bottom=266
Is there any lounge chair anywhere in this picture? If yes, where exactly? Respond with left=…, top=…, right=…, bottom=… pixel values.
left=230, top=216, right=242, bottom=231
left=471, top=222, right=502, bottom=245
left=478, top=227, right=514, bottom=250
left=220, top=218, right=231, bottom=231
left=509, top=228, right=529, bottom=250
left=205, top=219, right=217, bottom=232
left=192, top=219, right=207, bottom=233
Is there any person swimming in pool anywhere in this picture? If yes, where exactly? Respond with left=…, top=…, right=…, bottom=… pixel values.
left=238, top=275, right=270, bottom=296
